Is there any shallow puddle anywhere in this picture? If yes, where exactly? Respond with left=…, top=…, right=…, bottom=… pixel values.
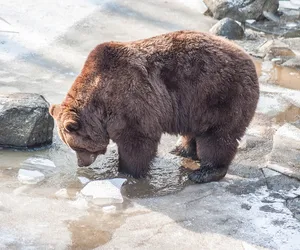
left=254, top=59, right=300, bottom=123
left=0, top=135, right=196, bottom=200
left=77, top=149, right=193, bottom=198
left=67, top=215, right=112, bottom=249
left=254, top=59, right=300, bottom=90
left=275, top=104, right=300, bottom=123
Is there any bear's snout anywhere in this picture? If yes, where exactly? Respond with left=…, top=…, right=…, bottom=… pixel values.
left=76, top=151, right=97, bottom=167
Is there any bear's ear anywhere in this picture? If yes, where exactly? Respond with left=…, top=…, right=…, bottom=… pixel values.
left=63, top=118, right=80, bottom=133
left=49, top=104, right=61, bottom=119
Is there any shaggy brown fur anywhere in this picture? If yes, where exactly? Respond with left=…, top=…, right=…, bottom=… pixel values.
left=50, top=30, right=259, bottom=183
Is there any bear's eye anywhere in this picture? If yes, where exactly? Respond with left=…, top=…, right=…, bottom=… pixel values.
left=64, top=121, right=79, bottom=133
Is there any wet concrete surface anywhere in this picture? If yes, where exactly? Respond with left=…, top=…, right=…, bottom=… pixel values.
left=1, top=0, right=300, bottom=249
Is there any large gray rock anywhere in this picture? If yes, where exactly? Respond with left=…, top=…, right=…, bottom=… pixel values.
left=203, top=0, right=279, bottom=22
left=0, top=93, right=54, bottom=148
left=210, top=17, right=244, bottom=39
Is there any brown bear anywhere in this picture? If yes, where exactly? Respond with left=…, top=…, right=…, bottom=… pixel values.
left=49, top=30, right=259, bottom=183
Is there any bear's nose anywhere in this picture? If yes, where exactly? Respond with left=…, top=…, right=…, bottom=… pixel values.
left=76, top=151, right=97, bottom=167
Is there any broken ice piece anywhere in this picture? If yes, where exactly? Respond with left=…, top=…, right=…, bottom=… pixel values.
left=68, top=196, right=89, bottom=210
left=21, top=157, right=56, bottom=169
left=80, top=178, right=126, bottom=205
left=246, top=19, right=256, bottom=24
left=102, top=205, right=116, bottom=213
left=55, top=188, right=69, bottom=199
left=78, top=176, right=90, bottom=185
left=18, top=169, right=45, bottom=184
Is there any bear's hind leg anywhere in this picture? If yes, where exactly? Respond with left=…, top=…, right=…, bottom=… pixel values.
left=170, top=134, right=198, bottom=160
left=188, top=133, right=238, bottom=183
left=117, top=138, right=159, bottom=178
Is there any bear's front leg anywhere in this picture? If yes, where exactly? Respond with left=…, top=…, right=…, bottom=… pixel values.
left=117, top=138, right=159, bottom=178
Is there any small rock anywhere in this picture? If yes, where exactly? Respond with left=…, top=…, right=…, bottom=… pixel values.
left=265, top=47, right=296, bottom=63
left=282, top=57, right=300, bottom=69
left=210, top=18, right=244, bottom=40
left=259, top=205, right=283, bottom=213
left=0, top=93, right=54, bottom=148
left=241, top=203, right=252, bottom=210
left=55, top=188, right=69, bottom=199
left=254, top=40, right=296, bottom=62
left=17, top=169, right=45, bottom=184
left=102, top=205, right=117, bottom=213
left=203, top=0, right=279, bottom=22
left=80, top=178, right=127, bottom=205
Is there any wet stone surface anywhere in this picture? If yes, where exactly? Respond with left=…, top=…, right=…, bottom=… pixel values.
left=1, top=0, right=300, bottom=249
left=286, top=197, right=300, bottom=220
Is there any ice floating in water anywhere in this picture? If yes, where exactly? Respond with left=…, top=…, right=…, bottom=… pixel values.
left=80, top=178, right=127, bottom=205
left=17, top=169, right=45, bottom=184
left=22, top=157, right=56, bottom=168
left=21, top=157, right=56, bottom=171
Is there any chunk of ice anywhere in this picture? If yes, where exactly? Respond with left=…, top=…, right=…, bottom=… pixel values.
left=55, top=188, right=69, bottom=199
left=68, top=196, right=89, bottom=210
left=21, top=157, right=56, bottom=169
left=78, top=176, right=90, bottom=185
left=102, top=205, right=116, bottom=213
left=17, top=169, right=45, bottom=184
left=80, top=178, right=126, bottom=205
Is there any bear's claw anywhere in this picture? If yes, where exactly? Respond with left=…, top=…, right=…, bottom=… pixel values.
left=188, top=165, right=228, bottom=183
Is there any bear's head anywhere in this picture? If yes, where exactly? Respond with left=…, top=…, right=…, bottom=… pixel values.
left=49, top=103, right=109, bottom=167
